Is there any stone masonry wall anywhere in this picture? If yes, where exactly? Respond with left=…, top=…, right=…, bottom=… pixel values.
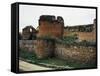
left=55, top=43, right=96, bottom=64
left=35, top=15, right=64, bottom=59
left=19, top=40, right=96, bottom=64
left=34, top=39, right=55, bottom=59
left=63, top=31, right=96, bottom=41
left=19, top=40, right=37, bottom=52
left=19, top=39, right=55, bottom=59
left=37, top=15, right=64, bottom=38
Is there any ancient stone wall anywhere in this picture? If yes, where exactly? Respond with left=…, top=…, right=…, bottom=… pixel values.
left=19, top=40, right=37, bottom=52
left=34, top=39, right=55, bottom=59
left=63, top=19, right=96, bottom=41
left=55, top=43, right=96, bottom=64
left=19, top=40, right=96, bottom=64
left=19, top=39, right=55, bottom=58
left=63, top=31, right=96, bottom=41
left=64, top=24, right=94, bottom=32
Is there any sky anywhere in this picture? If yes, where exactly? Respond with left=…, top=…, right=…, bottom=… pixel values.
left=19, top=5, right=96, bottom=32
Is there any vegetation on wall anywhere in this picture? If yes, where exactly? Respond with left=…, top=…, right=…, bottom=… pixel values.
left=55, top=34, right=78, bottom=45
left=62, top=34, right=78, bottom=44
left=55, top=34, right=96, bottom=47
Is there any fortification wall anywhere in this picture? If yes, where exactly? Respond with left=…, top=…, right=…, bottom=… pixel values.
left=19, top=40, right=37, bottom=52
left=63, top=31, right=96, bottom=41
left=63, top=19, right=96, bottom=41
left=19, top=39, right=55, bottom=59
left=55, top=43, right=96, bottom=64
left=34, top=39, right=55, bottom=59
left=19, top=40, right=96, bottom=64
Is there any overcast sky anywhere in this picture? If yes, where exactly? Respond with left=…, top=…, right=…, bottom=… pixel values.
left=19, top=5, right=96, bottom=32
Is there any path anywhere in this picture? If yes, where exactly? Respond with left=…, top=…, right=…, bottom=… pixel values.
left=19, top=60, right=53, bottom=71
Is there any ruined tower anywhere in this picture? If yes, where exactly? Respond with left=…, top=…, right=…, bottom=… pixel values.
left=22, top=26, right=37, bottom=40
left=35, top=15, right=64, bottom=59
left=37, top=15, right=64, bottom=38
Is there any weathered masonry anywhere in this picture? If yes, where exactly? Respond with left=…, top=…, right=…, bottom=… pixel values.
left=64, top=19, right=96, bottom=41
left=35, top=38, right=55, bottom=59
left=35, top=15, right=64, bottom=59
left=37, top=15, right=64, bottom=38
left=22, top=26, right=37, bottom=40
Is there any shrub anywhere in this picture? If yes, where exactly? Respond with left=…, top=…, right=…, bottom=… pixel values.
left=61, top=35, right=78, bottom=44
